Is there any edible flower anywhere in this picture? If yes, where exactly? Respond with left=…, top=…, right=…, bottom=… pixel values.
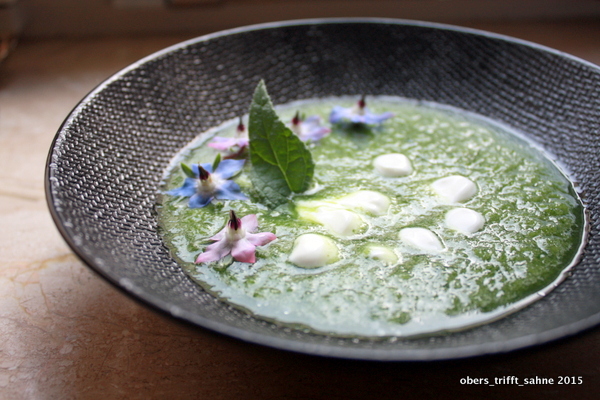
left=167, top=157, right=247, bottom=208
left=290, top=111, right=331, bottom=142
left=196, top=210, right=277, bottom=263
left=329, top=96, right=394, bottom=125
left=208, top=118, right=249, bottom=159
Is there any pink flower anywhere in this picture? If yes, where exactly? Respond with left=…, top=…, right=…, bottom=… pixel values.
left=196, top=211, right=276, bottom=264
left=289, top=112, right=330, bottom=142
left=208, top=136, right=249, bottom=151
left=208, top=118, right=249, bottom=158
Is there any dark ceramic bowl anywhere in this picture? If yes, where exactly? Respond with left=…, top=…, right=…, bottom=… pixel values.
left=46, top=19, right=600, bottom=361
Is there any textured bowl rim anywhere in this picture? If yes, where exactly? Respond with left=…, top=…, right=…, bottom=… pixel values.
left=45, top=17, right=600, bottom=361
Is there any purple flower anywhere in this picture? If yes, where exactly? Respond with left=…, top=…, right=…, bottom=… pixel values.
left=329, top=96, right=394, bottom=125
left=196, top=210, right=277, bottom=264
left=290, top=112, right=331, bottom=142
left=208, top=119, right=249, bottom=156
left=208, top=136, right=249, bottom=151
left=167, top=159, right=247, bottom=208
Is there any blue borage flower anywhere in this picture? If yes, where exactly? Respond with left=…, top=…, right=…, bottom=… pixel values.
left=167, top=159, right=247, bottom=208
left=290, top=112, right=331, bottom=142
left=329, top=96, right=394, bottom=125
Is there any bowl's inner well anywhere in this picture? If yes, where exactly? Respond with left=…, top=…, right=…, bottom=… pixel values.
left=158, top=95, right=587, bottom=339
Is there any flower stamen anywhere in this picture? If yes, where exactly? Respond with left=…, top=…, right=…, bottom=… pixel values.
left=358, top=95, right=366, bottom=110
left=228, top=209, right=241, bottom=230
left=198, top=165, right=211, bottom=181
left=236, top=117, right=245, bottom=136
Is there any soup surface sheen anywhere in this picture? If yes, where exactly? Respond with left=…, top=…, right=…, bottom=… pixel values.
left=158, top=97, right=585, bottom=337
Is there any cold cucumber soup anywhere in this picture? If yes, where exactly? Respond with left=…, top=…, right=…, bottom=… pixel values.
left=158, top=95, right=586, bottom=337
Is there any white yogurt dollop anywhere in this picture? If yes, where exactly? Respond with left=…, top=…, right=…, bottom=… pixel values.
left=337, top=190, right=390, bottom=216
left=432, top=175, right=477, bottom=203
left=445, top=208, right=485, bottom=234
left=289, top=234, right=339, bottom=268
left=373, top=153, right=413, bottom=177
left=299, top=207, right=363, bottom=236
left=399, top=227, right=444, bottom=253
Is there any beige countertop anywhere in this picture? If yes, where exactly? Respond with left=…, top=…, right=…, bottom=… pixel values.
left=1, top=19, right=599, bottom=399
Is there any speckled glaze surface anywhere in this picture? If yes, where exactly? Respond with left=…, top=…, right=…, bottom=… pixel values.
left=46, top=19, right=600, bottom=360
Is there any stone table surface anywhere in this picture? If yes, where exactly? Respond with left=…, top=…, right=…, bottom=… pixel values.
left=1, top=19, right=600, bottom=400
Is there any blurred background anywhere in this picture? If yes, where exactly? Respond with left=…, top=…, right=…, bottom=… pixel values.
left=3, top=0, right=600, bottom=39
left=3, top=0, right=600, bottom=68
left=3, top=0, right=600, bottom=66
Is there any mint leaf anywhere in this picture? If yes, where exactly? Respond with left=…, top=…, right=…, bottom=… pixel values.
left=248, top=80, right=315, bottom=207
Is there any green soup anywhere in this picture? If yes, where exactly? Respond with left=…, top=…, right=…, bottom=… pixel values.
left=157, top=97, right=586, bottom=337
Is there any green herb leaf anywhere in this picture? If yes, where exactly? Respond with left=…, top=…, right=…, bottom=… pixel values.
left=212, top=153, right=222, bottom=172
left=181, top=162, right=196, bottom=178
left=248, top=80, right=315, bottom=207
